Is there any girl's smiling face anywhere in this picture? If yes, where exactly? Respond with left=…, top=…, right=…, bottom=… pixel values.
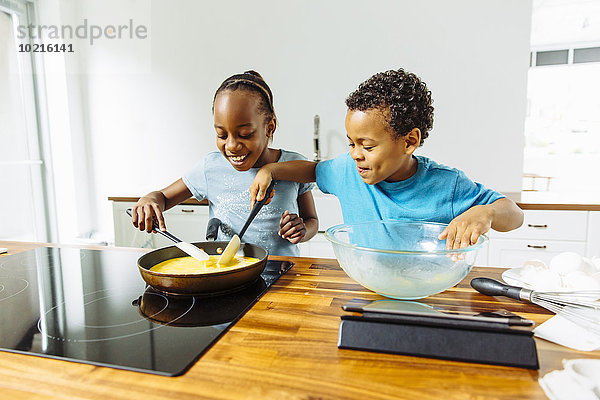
left=214, top=90, right=276, bottom=171
left=345, top=108, right=420, bottom=185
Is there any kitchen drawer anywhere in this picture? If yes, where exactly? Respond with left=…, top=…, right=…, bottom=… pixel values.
left=488, top=210, right=587, bottom=241
left=112, top=201, right=209, bottom=248
left=163, top=205, right=207, bottom=216
left=487, top=238, right=586, bottom=268
left=153, top=205, right=209, bottom=248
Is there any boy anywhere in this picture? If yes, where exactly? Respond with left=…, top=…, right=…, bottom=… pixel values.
left=250, top=69, right=523, bottom=249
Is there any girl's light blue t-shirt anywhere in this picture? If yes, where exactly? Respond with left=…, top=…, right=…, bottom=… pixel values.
left=315, top=152, right=504, bottom=225
left=182, top=150, right=314, bottom=257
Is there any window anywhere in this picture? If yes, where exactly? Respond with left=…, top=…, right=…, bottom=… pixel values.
left=524, top=0, right=600, bottom=192
left=0, top=1, right=55, bottom=241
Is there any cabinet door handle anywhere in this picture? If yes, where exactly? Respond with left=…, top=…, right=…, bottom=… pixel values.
left=181, top=209, right=195, bottom=213
left=527, top=244, right=547, bottom=249
left=527, top=224, right=548, bottom=228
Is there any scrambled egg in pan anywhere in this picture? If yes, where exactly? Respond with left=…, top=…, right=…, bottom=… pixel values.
left=150, top=255, right=260, bottom=274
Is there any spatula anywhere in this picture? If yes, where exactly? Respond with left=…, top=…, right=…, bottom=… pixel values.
left=126, top=208, right=210, bottom=262
left=218, top=181, right=275, bottom=265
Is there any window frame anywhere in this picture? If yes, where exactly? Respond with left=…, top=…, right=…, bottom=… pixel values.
left=1, top=0, right=57, bottom=242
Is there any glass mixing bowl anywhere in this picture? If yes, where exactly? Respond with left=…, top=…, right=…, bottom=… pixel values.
left=324, top=220, right=488, bottom=299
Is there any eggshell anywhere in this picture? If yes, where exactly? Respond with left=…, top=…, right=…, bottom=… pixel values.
left=520, top=259, right=548, bottom=283
left=522, top=259, right=548, bottom=270
left=549, top=252, right=584, bottom=276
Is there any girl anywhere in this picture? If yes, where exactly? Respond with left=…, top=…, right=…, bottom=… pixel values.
left=132, top=71, right=318, bottom=256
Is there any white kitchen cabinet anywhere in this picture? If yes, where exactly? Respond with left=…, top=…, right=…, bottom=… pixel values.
left=298, top=190, right=342, bottom=258
left=487, top=238, right=586, bottom=268
left=112, top=201, right=209, bottom=249
left=488, top=210, right=587, bottom=241
left=588, top=211, right=600, bottom=258
left=298, top=233, right=336, bottom=258
left=313, top=191, right=343, bottom=232
left=486, top=210, right=590, bottom=268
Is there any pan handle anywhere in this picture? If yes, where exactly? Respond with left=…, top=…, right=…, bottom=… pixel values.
left=206, top=218, right=221, bottom=241
left=126, top=208, right=182, bottom=243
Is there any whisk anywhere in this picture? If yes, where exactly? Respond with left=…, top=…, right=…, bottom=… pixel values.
left=471, top=278, right=600, bottom=336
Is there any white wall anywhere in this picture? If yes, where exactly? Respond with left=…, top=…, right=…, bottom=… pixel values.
left=36, top=0, right=532, bottom=243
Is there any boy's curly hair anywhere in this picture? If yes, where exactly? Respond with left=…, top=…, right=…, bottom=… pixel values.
left=345, top=69, right=434, bottom=146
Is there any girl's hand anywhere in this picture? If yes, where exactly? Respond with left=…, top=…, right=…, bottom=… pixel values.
left=279, top=210, right=307, bottom=244
left=250, top=166, right=275, bottom=207
left=132, top=197, right=166, bottom=233
left=438, top=205, right=493, bottom=250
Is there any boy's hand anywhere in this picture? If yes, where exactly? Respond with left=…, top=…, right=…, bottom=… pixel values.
left=438, top=205, right=493, bottom=250
left=279, top=210, right=307, bottom=244
left=250, top=166, right=275, bottom=207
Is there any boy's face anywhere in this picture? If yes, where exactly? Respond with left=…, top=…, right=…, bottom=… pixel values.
left=345, top=108, right=418, bottom=185
left=213, top=90, right=275, bottom=171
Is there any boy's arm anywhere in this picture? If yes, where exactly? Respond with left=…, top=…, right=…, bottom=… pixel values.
left=250, top=160, right=317, bottom=205
left=439, top=198, right=523, bottom=250
left=487, top=197, right=524, bottom=232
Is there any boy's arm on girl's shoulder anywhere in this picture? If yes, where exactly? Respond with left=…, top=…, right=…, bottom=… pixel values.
left=251, top=160, right=318, bottom=204
left=268, top=160, right=318, bottom=182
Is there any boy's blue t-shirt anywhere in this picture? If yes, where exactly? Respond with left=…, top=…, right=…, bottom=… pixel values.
left=315, top=152, right=504, bottom=225
left=182, top=150, right=315, bottom=257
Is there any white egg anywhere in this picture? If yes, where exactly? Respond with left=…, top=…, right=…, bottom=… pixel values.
left=563, top=271, right=600, bottom=291
left=549, top=252, right=584, bottom=276
left=529, top=269, right=562, bottom=291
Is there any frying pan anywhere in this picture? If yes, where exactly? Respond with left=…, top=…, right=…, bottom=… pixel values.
left=137, top=241, right=267, bottom=296
left=135, top=218, right=269, bottom=296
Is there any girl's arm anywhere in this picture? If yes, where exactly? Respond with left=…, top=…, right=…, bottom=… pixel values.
left=251, top=160, right=317, bottom=205
left=278, top=191, right=319, bottom=244
left=132, top=178, right=193, bottom=232
left=300, top=191, right=319, bottom=242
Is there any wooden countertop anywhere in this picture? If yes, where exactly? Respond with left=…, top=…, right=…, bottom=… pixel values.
left=2, top=240, right=598, bottom=399
left=503, top=192, right=600, bottom=211
left=110, top=192, right=600, bottom=211
left=109, top=197, right=208, bottom=205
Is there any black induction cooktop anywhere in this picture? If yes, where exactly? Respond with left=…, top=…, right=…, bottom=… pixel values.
left=0, top=247, right=292, bottom=376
